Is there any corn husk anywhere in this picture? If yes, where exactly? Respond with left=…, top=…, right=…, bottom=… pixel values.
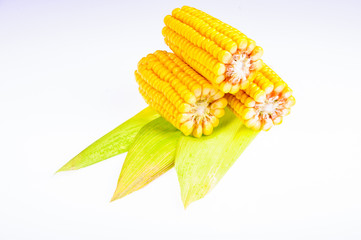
left=111, top=117, right=182, bottom=201
left=57, top=107, right=159, bottom=172
left=175, top=108, right=259, bottom=208
left=58, top=106, right=259, bottom=207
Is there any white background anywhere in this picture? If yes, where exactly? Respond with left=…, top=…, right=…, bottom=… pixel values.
left=1, top=0, right=360, bottom=239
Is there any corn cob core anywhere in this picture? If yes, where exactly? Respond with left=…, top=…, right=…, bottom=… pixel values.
left=226, top=63, right=295, bottom=131
left=162, top=6, right=264, bottom=94
left=135, top=50, right=228, bottom=138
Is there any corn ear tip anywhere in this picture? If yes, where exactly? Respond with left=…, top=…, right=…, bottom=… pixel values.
left=55, top=162, right=77, bottom=173
left=182, top=195, right=193, bottom=209
left=55, top=167, right=64, bottom=174
left=110, top=187, right=129, bottom=202
left=110, top=194, right=119, bottom=203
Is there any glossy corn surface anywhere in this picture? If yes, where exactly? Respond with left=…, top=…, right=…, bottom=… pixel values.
left=135, top=50, right=228, bottom=138
left=162, top=6, right=264, bottom=94
left=226, top=62, right=295, bottom=131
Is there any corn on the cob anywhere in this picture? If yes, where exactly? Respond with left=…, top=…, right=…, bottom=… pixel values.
left=226, top=62, right=295, bottom=131
left=162, top=6, right=264, bottom=94
left=135, top=50, right=228, bottom=138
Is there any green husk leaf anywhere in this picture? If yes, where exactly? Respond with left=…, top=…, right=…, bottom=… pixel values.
left=175, top=108, right=259, bottom=208
left=111, top=117, right=181, bottom=201
left=57, top=107, right=159, bottom=172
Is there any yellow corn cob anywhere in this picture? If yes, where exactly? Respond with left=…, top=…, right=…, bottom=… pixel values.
left=135, top=50, right=228, bottom=138
left=226, top=62, right=295, bottom=131
left=162, top=6, right=264, bottom=94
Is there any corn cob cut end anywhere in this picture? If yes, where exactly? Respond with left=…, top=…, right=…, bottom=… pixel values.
left=226, top=63, right=295, bottom=131
left=162, top=6, right=264, bottom=94
left=224, top=48, right=263, bottom=94
left=136, top=50, right=228, bottom=138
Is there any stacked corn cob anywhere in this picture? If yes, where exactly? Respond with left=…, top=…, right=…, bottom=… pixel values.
left=135, top=6, right=295, bottom=136
left=136, top=50, right=227, bottom=138
left=226, top=63, right=295, bottom=131
left=162, top=6, right=264, bottom=94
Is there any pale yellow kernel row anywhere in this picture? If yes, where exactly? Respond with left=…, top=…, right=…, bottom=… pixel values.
left=181, top=6, right=253, bottom=51
left=172, top=8, right=238, bottom=54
